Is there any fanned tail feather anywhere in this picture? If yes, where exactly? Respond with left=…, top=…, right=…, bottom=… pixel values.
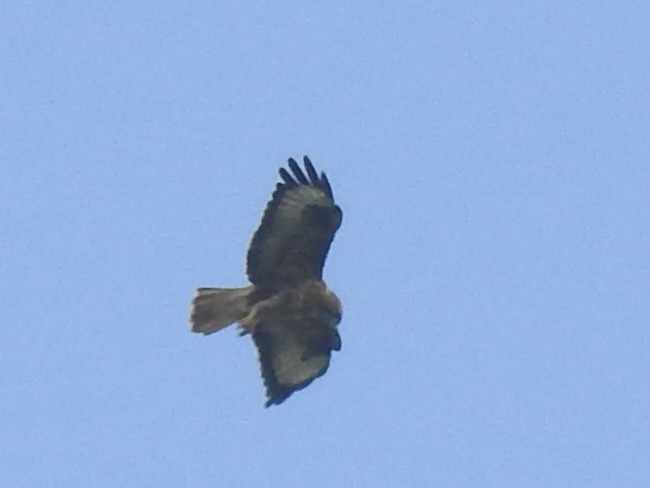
left=190, top=286, right=253, bottom=335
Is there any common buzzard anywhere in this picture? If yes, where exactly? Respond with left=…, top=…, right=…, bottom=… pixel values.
left=190, top=156, right=343, bottom=407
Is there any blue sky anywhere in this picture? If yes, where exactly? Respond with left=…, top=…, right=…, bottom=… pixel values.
left=2, top=1, right=649, bottom=486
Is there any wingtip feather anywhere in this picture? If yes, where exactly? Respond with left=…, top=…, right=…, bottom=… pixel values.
left=288, top=158, right=309, bottom=185
left=303, top=156, right=319, bottom=185
left=279, top=167, right=296, bottom=185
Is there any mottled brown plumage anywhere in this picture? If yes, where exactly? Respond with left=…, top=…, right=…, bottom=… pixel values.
left=190, top=156, right=343, bottom=407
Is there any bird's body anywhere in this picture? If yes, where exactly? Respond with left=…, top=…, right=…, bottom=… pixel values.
left=190, top=157, right=343, bottom=407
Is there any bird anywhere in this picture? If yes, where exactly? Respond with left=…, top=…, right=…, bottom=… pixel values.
left=190, top=156, right=343, bottom=407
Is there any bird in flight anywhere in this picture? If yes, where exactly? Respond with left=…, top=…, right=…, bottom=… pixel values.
left=190, top=156, right=343, bottom=407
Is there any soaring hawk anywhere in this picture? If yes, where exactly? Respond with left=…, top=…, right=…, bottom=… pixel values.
left=190, top=156, right=343, bottom=407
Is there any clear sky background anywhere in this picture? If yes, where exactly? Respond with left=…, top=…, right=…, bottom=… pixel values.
left=2, top=2, right=649, bottom=486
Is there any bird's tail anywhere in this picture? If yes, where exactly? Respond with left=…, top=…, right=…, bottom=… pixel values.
left=190, top=286, right=254, bottom=335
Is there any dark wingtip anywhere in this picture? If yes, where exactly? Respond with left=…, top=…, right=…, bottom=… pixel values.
left=284, top=156, right=336, bottom=200
left=303, top=156, right=319, bottom=185
left=288, top=158, right=309, bottom=185
left=320, top=171, right=334, bottom=200
left=275, top=155, right=337, bottom=207
left=279, top=167, right=297, bottom=186
left=263, top=387, right=293, bottom=407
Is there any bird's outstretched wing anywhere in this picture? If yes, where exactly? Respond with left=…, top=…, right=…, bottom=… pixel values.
left=246, top=156, right=342, bottom=286
left=253, top=313, right=341, bottom=407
